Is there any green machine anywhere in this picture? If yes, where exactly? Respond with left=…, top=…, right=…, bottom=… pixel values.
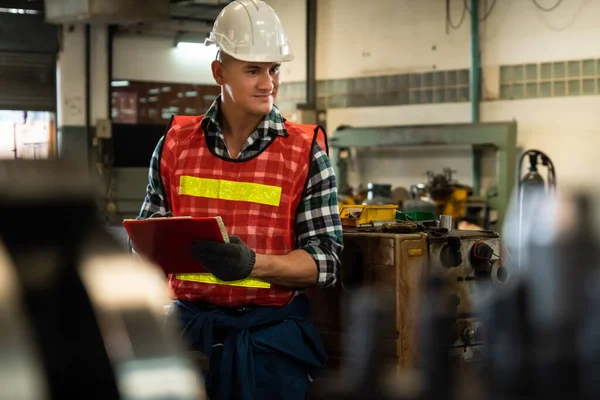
left=328, top=122, right=518, bottom=233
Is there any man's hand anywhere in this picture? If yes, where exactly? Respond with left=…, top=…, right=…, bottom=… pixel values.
left=192, top=235, right=256, bottom=281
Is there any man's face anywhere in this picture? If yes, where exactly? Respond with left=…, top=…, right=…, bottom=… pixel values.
left=212, top=54, right=281, bottom=116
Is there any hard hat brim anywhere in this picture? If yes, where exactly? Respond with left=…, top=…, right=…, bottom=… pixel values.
left=205, top=39, right=295, bottom=63
left=219, top=49, right=295, bottom=63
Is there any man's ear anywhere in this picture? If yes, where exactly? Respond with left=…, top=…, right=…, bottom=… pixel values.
left=211, top=60, right=225, bottom=85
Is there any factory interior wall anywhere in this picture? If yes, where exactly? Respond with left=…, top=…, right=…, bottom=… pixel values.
left=57, top=23, right=108, bottom=178
left=316, top=0, right=600, bottom=194
left=111, top=0, right=307, bottom=85
left=57, top=24, right=114, bottom=217
left=112, top=36, right=219, bottom=85
left=109, top=0, right=599, bottom=214
left=110, top=36, right=223, bottom=219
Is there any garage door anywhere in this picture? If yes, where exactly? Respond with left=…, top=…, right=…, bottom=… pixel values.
left=0, top=51, right=56, bottom=112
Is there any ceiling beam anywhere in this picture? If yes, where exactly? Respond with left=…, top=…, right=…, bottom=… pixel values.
left=170, top=0, right=229, bottom=5
left=116, top=19, right=212, bottom=35
left=170, top=4, right=223, bottom=19
left=171, top=15, right=216, bottom=23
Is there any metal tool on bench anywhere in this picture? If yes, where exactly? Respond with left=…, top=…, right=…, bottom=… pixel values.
left=0, top=160, right=205, bottom=400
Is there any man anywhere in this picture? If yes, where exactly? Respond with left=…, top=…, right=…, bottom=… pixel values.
left=137, top=1, right=343, bottom=399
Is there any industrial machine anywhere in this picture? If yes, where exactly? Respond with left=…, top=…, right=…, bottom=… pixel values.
left=329, top=122, right=518, bottom=234
left=324, top=190, right=600, bottom=400
left=362, top=183, right=395, bottom=205
left=309, top=208, right=508, bottom=397
left=402, top=185, right=438, bottom=215
left=405, top=168, right=483, bottom=228
left=425, top=169, right=471, bottom=221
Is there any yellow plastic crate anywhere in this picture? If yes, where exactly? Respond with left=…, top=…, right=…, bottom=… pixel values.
left=339, top=204, right=398, bottom=227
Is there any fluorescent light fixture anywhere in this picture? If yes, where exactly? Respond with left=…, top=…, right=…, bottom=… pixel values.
left=174, top=40, right=218, bottom=59
left=173, top=31, right=212, bottom=51
left=111, top=80, right=130, bottom=87
left=176, top=42, right=206, bottom=50
left=0, top=7, right=40, bottom=14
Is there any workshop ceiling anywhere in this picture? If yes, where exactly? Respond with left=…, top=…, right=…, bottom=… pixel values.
left=0, top=0, right=230, bottom=36
left=170, top=0, right=228, bottom=24
left=0, top=0, right=228, bottom=26
left=0, top=0, right=45, bottom=11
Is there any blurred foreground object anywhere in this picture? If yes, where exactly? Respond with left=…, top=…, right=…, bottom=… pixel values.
left=310, top=211, right=508, bottom=399
left=0, top=160, right=205, bottom=400
left=483, top=189, right=599, bottom=399
left=0, top=234, right=48, bottom=400
left=324, top=190, right=600, bottom=399
left=323, top=290, right=397, bottom=399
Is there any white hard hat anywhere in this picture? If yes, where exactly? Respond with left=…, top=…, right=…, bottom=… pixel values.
left=204, top=0, right=294, bottom=63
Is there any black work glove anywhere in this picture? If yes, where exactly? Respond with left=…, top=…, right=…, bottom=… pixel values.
left=191, top=235, right=256, bottom=282
left=150, top=211, right=173, bottom=218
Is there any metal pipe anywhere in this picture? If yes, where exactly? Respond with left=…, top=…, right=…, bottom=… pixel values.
left=472, top=148, right=482, bottom=196
left=470, top=0, right=482, bottom=196
left=440, top=215, right=453, bottom=231
left=107, top=25, right=115, bottom=121
left=305, top=0, right=317, bottom=109
left=85, top=24, right=92, bottom=171
left=470, top=0, right=480, bottom=123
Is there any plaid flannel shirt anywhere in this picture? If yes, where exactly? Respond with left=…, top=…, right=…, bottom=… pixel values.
left=138, top=97, right=343, bottom=289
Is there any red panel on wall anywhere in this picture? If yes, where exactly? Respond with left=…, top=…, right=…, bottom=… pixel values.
left=112, top=81, right=220, bottom=125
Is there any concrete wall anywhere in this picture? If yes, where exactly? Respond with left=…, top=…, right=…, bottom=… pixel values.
left=56, top=24, right=109, bottom=166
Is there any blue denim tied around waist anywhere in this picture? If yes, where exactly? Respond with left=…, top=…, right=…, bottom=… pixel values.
left=172, top=294, right=326, bottom=400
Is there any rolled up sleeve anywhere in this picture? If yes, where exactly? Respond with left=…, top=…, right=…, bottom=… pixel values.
left=295, top=145, right=343, bottom=289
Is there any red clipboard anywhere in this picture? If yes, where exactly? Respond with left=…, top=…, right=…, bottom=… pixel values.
left=123, top=216, right=229, bottom=275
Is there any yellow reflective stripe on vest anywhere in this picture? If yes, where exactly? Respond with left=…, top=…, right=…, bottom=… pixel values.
left=179, top=176, right=282, bottom=207
left=175, top=273, right=272, bottom=289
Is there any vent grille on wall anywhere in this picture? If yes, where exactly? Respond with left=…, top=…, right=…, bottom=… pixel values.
left=277, top=58, right=600, bottom=111
left=500, top=59, right=600, bottom=100
left=277, top=69, right=472, bottom=111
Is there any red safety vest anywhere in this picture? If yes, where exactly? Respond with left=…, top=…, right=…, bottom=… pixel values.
left=159, top=114, right=328, bottom=307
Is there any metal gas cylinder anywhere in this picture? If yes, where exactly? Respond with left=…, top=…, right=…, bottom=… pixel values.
left=402, top=185, right=437, bottom=215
